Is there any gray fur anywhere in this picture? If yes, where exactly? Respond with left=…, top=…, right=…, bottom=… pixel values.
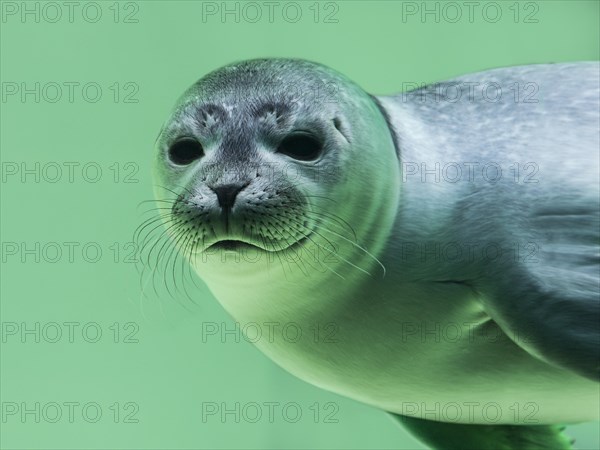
left=377, top=62, right=600, bottom=381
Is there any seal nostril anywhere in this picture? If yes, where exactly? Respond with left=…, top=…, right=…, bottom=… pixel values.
left=210, top=182, right=249, bottom=210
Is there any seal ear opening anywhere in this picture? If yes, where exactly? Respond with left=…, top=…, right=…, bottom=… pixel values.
left=333, top=117, right=349, bottom=142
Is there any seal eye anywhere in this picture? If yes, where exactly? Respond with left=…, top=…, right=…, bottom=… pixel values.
left=168, top=138, right=204, bottom=165
left=277, top=133, right=322, bottom=161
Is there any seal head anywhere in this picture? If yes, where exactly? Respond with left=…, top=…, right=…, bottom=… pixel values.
left=154, top=58, right=399, bottom=282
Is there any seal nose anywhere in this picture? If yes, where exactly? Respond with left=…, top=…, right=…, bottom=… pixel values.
left=210, top=183, right=248, bottom=210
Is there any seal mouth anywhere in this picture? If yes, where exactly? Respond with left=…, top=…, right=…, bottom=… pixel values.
left=206, top=234, right=312, bottom=254
left=208, top=240, right=261, bottom=252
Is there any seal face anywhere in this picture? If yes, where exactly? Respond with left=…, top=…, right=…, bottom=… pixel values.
left=153, top=58, right=399, bottom=280
left=150, top=58, right=600, bottom=448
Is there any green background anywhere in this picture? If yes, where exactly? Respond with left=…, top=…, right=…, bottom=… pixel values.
left=1, top=0, right=598, bottom=448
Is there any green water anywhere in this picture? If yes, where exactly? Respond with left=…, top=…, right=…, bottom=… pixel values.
left=1, top=1, right=599, bottom=448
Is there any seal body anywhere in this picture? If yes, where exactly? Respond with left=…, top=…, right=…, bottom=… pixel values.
left=152, top=59, right=599, bottom=445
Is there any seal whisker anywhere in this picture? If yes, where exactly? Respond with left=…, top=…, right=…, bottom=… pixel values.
left=136, top=216, right=177, bottom=263
left=144, top=225, right=178, bottom=298
left=308, top=222, right=386, bottom=278
left=134, top=222, right=177, bottom=283
left=171, top=234, right=201, bottom=310
left=146, top=219, right=183, bottom=270
left=166, top=229, right=190, bottom=301
left=172, top=183, right=200, bottom=200
left=141, top=228, right=178, bottom=301
left=133, top=214, right=173, bottom=249
left=257, top=232, right=290, bottom=277
left=303, top=210, right=358, bottom=242
left=153, top=184, right=185, bottom=199
left=140, top=206, right=179, bottom=213
left=274, top=186, right=339, bottom=204
left=266, top=213, right=341, bottom=275
left=273, top=192, right=339, bottom=207
left=277, top=198, right=357, bottom=240
left=264, top=223, right=301, bottom=276
left=271, top=221, right=342, bottom=278
left=183, top=235, right=204, bottom=297
left=136, top=198, right=177, bottom=208
left=158, top=226, right=191, bottom=302
left=283, top=216, right=367, bottom=278
left=137, top=259, right=168, bottom=322
left=268, top=222, right=312, bottom=277
left=177, top=234, right=203, bottom=307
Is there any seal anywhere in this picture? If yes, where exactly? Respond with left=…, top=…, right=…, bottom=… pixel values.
left=150, top=59, right=600, bottom=449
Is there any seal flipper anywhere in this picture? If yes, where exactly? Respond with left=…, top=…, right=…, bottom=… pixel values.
left=480, top=202, right=600, bottom=381
left=389, top=413, right=575, bottom=450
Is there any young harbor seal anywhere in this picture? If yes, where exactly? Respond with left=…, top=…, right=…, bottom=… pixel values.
left=149, top=59, right=600, bottom=449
